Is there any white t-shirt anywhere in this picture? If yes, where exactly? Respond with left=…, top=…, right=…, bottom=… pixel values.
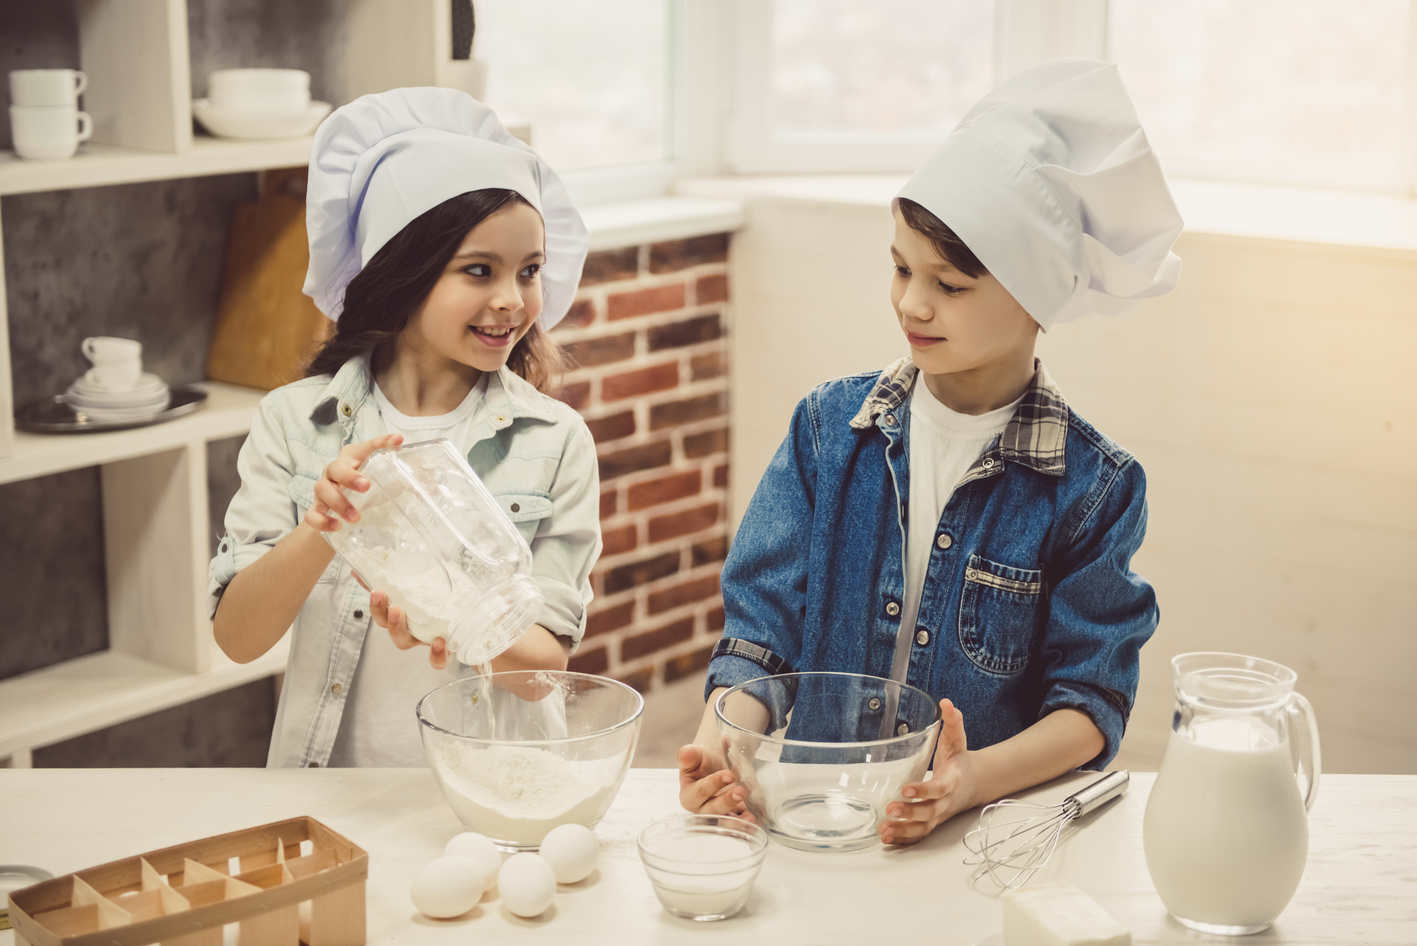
left=888, top=379, right=1023, bottom=684
left=327, top=377, right=487, bottom=767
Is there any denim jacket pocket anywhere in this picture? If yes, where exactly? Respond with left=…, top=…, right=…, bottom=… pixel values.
left=957, top=554, right=1044, bottom=676
left=494, top=491, right=553, bottom=544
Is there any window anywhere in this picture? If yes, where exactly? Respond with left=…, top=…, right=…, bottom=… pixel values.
left=1108, top=0, right=1414, bottom=190
left=732, top=0, right=1001, bottom=172
left=475, top=0, right=673, bottom=199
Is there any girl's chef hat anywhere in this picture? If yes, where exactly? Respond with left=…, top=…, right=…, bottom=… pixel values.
left=303, top=87, right=588, bottom=327
left=896, top=59, right=1183, bottom=331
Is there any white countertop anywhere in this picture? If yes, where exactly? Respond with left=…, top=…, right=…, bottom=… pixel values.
left=1, top=769, right=1413, bottom=945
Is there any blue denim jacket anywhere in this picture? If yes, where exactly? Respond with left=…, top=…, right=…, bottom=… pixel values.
left=706, top=358, right=1157, bottom=768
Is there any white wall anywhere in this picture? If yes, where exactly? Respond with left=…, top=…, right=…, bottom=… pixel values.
left=717, top=190, right=1417, bottom=774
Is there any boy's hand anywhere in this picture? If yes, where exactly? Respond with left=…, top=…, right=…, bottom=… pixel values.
left=304, top=433, right=404, bottom=532
left=881, top=698, right=974, bottom=845
left=369, top=589, right=448, bottom=670
left=677, top=745, right=753, bottom=820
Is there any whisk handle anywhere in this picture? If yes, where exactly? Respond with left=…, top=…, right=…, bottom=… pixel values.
left=1066, top=770, right=1130, bottom=818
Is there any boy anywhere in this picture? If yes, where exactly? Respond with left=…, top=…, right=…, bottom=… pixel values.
left=680, top=59, right=1183, bottom=843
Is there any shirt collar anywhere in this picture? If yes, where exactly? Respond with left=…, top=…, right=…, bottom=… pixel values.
left=308, top=351, right=559, bottom=428
left=849, top=356, right=1069, bottom=476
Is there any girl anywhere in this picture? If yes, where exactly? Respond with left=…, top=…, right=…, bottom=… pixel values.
left=209, top=88, right=601, bottom=768
left=679, top=60, right=1183, bottom=842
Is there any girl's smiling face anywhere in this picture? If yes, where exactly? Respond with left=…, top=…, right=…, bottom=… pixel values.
left=889, top=207, right=1038, bottom=386
left=401, top=199, right=546, bottom=374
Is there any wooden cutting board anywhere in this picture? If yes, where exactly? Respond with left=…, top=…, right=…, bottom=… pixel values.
left=206, top=167, right=331, bottom=391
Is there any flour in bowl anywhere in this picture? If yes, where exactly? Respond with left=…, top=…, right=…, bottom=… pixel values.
left=432, top=742, right=623, bottom=847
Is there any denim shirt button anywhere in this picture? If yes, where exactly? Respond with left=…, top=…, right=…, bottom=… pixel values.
left=868, top=697, right=882, bottom=711
left=896, top=723, right=909, bottom=736
left=307, top=761, right=320, bottom=768
left=916, top=629, right=930, bottom=646
left=353, top=609, right=364, bottom=619
left=331, top=683, right=342, bottom=695
left=936, top=533, right=952, bottom=550
left=340, top=402, right=353, bottom=418
left=885, top=601, right=901, bottom=617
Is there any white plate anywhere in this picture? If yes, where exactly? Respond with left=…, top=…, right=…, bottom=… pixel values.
left=66, top=403, right=170, bottom=423
left=192, top=98, right=331, bottom=139
left=66, top=376, right=169, bottom=409
left=70, top=371, right=167, bottom=397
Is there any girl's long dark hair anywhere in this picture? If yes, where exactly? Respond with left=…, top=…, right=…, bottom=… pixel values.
left=305, top=188, right=568, bottom=392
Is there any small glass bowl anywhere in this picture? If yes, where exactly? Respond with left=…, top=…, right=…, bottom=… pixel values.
left=637, top=815, right=768, bottom=921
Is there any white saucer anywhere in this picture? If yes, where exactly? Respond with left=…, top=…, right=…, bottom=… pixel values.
left=192, top=99, right=332, bottom=139
left=66, top=372, right=169, bottom=409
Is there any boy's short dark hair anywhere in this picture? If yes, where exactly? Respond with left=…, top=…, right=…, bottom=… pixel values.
left=895, top=197, right=988, bottom=279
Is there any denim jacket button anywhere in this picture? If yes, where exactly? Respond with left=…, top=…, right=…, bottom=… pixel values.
left=896, top=723, right=909, bottom=736
left=936, top=533, right=952, bottom=550
left=916, top=629, right=930, bottom=646
left=868, top=697, right=882, bottom=711
left=885, top=601, right=901, bottom=617
left=965, top=568, right=978, bottom=580
left=982, top=457, right=995, bottom=468
left=883, top=413, right=897, bottom=427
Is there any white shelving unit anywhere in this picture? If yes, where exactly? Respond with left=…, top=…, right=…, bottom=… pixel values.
left=0, top=0, right=489, bottom=766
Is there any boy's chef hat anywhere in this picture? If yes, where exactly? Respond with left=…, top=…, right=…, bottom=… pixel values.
left=896, top=59, right=1182, bottom=331
left=303, top=87, right=588, bottom=327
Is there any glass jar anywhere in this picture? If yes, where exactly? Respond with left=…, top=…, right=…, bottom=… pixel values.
left=324, top=438, right=542, bottom=665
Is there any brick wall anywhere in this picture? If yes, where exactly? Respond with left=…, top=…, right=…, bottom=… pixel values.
left=550, top=233, right=732, bottom=695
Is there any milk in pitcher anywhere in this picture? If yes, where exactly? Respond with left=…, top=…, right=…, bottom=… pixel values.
left=1143, top=716, right=1308, bottom=932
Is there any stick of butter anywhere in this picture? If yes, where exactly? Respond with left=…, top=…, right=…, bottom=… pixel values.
left=1003, top=884, right=1131, bottom=946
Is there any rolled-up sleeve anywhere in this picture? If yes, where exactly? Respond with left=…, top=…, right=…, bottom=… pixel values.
left=528, top=420, right=601, bottom=650
left=207, top=397, right=300, bottom=618
left=705, top=394, right=819, bottom=701
left=1037, top=457, right=1158, bottom=769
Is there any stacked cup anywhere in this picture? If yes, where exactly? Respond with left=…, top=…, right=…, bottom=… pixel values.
left=64, top=337, right=171, bottom=422
left=9, top=69, right=92, bottom=160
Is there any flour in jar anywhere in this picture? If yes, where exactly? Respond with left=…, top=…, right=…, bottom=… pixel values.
left=432, top=742, right=623, bottom=847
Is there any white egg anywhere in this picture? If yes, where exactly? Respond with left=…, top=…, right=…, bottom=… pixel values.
left=410, top=855, right=487, bottom=919
left=538, top=823, right=600, bottom=884
left=498, top=853, right=556, bottom=918
left=443, top=832, right=503, bottom=887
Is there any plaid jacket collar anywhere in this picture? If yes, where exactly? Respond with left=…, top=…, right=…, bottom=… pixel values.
left=849, top=356, right=1069, bottom=477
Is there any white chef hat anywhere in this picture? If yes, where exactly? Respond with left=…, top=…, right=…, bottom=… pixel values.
left=896, top=59, right=1183, bottom=331
left=303, top=87, right=588, bottom=328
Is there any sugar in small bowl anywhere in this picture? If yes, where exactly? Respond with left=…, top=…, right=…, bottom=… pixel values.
left=637, top=815, right=768, bottom=922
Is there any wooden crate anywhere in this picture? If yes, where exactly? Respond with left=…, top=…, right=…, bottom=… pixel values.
left=7, top=816, right=366, bottom=946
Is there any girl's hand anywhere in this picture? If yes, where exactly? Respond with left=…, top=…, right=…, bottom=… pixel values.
left=369, top=589, right=449, bottom=670
left=304, top=433, right=404, bottom=533
left=677, top=744, right=754, bottom=820
left=881, top=698, right=974, bottom=845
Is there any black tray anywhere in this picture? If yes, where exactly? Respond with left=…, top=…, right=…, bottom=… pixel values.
left=15, top=385, right=209, bottom=433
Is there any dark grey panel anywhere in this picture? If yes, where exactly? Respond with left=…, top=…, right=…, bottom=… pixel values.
left=2, top=172, right=256, bottom=408
left=0, top=466, right=107, bottom=681
left=0, top=1, right=82, bottom=151
left=207, top=434, right=245, bottom=557
left=187, top=0, right=347, bottom=108
left=32, top=677, right=276, bottom=766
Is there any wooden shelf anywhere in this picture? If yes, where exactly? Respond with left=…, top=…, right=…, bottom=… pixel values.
left=0, top=135, right=314, bottom=196
left=0, top=637, right=289, bottom=759
left=0, top=381, right=266, bottom=485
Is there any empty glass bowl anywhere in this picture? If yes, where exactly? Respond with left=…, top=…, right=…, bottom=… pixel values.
left=715, top=672, right=942, bottom=852
left=417, top=671, right=643, bottom=851
left=638, top=815, right=768, bottom=921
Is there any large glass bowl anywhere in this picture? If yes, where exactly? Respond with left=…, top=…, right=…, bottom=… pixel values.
left=417, top=671, right=643, bottom=851
left=715, top=672, right=942, bottom=852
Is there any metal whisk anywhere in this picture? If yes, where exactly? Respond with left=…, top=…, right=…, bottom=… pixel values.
left=963, top=770, right=1130, bottom=890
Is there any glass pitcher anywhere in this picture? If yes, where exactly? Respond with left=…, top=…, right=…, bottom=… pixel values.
left=1142, top=652, right=1320, bottom=936
left=323, top=438, right=542, bottom=666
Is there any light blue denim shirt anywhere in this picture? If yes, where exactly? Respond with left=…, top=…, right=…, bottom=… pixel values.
left=706, top=358, right=1157, bottom=768
left=209, top=352, right=601, bottom=768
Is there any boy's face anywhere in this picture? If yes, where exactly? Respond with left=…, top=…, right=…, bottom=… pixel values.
left=402, top=200, right=546, bottom=374
left=889, top=208, right=1039, bottom=382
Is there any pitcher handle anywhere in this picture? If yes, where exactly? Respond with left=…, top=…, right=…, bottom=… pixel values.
left=1288, top=690, right=1321, bottom=813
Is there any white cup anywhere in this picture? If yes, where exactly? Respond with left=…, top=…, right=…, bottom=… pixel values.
left=208, top=68, right=310, bottom=113
left=10, top=105, right=92, bottom=160
left=10, top=69, right=87, bottom=107
left=82, top=336, right=143, bottom=391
